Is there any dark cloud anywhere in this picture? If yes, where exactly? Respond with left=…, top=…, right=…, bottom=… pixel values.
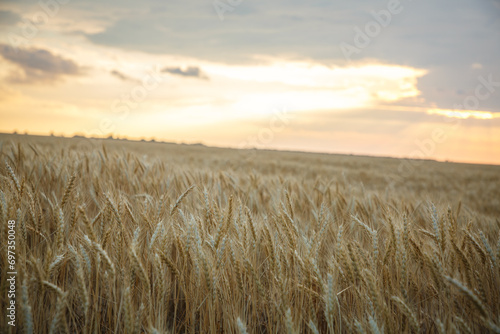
left=110, top=70, right=140, bottom=83
left=0, top=44, right=84, bottom=83
left=79, top=0, right=500, bottom=110
left=2, top=0, right=500, bottom=110
left=0, top=10, right=21, bottom=26
left=81, top=0, right=500, bottom=64
left=161, top=66, right=208, bottom=79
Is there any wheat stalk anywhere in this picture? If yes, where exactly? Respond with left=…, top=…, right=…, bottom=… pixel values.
left=391, top=296, right=419, bottom=332
left=446, top=276, right=488, bottom=318
left=170, top=185, right=195, bottom=215
left=61, top=173, right=76, bottom=207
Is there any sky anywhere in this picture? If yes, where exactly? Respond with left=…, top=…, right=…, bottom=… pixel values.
left=0, top=0, right=499, bottom=165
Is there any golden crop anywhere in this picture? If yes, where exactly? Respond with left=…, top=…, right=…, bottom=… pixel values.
left=0, top=133, right=499, bottom=333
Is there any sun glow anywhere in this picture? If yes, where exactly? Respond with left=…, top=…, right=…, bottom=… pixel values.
left=204, top=61, right=427, bottom=116
left=427, top=108, right=500, bottom=120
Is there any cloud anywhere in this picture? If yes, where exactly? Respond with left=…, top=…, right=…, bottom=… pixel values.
left=110, top=69, right=140, bottom=83
left=79, top=0, right=500, bottom=109
left=162, top=66, right=208, bottom=79
left=80, top=0, right=499, bottom=65
left=0, top=44, right=84, bottom=83
left=2, top=0, right=500, bottom=114
left=0, top=10, right=21, bottom=26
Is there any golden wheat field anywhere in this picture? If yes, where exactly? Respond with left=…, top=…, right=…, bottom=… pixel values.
left=0, top=133, right=499, bottom=333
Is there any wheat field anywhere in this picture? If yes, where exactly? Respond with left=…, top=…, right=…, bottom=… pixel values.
left=0, top=133, right=499, bottom=333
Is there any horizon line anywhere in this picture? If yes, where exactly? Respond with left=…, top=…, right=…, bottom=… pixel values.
left=1, top=131, right=499, bottom=168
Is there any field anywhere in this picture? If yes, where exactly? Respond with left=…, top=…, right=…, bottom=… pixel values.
left=0, top=133, right=499, bottom=333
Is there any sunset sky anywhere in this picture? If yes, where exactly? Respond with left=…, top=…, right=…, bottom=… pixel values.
left=1, top=0, right=499, bottom=164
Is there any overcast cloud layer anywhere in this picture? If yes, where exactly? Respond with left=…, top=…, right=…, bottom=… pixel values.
left=2, top=0, right=500, bottom=109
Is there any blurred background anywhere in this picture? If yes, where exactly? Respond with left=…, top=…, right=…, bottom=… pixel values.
left=0, top=0, right=499, bottom=164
